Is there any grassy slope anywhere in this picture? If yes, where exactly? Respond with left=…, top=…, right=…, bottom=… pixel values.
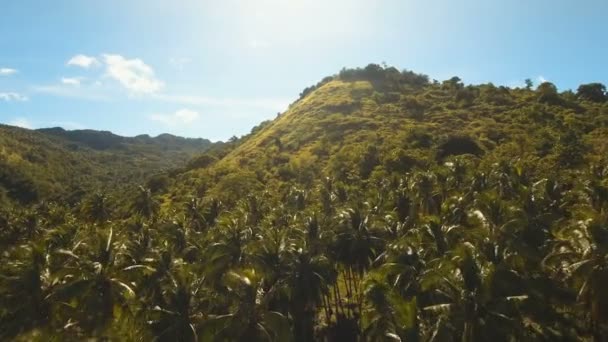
left=164, top=75, right=608, bottom=206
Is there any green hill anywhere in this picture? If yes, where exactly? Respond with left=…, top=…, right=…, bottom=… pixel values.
left=2, top=65, right=608, bottom=341
left=164, top=65, right=608, bottom=205
left=0, top=125, right=213, bottom=206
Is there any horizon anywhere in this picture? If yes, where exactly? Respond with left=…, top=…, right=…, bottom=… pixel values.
left=2, top=0, right=608, bottom=140
left=1, top=124, right=213, bottom=141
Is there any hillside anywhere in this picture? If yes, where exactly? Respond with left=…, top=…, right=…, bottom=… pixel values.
left=2, top=65, right=608, bottom=341
left=165, top=65, right=608, bottom=205
left=0, top=125, right=213, bottom=206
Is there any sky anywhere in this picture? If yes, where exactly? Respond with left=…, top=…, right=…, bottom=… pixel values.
left=1, top=0, right=607, bottom=141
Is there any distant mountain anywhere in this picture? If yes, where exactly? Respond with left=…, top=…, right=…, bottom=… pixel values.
left=0, top=125, right=214, bottom=205
left=37, top=127, right=209, bottom=152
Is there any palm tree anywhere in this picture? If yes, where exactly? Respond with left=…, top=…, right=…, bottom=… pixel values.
left=202, top=270, right=293, bottom=341
left=361, top=274, right=418, bottom=341
left=203, top=198, right=222, bottom=229
left=410, top=172, right=438, bottom=216
left=49, top=227, right=137, bottom=337
left=131, top=186, right=160, bottom=222
left=0, top=243, right=52, bottom=339
left=584, top=179, right=608, bottom=214
left=285, top=249, right=334, bottom=342
left=147, top=272, right=205, bottom=342
left=544, top=215, right=608, bottom=340
left=360, top=242, right=423, bottom=341
left=244, top=194, right=264, bottom=227
left=202, top=217, right=252, bottom=284
left=420, top=245, right=528, bottom=341
left=393, top=182, right=412, bottom=225
left=184, top=197, right=205, bottom=232
left=249, top=224, right=297, bottom=289
left=82, top=192, right=111, bottom=225
left=326, top=207, right=384, bottom=336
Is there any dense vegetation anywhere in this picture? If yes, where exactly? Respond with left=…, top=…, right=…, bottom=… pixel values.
left=0, top=125, right=213, bottom=206
left=2, top=64, right=608, bottom=341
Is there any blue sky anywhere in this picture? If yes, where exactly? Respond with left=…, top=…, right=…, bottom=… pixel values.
left=1, top=0, right=607, bottom=141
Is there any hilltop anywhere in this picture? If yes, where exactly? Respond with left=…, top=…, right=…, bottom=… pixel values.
left=163, top=64, right=608, bottom=205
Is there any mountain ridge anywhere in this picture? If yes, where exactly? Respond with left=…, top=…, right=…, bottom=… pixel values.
left=0, top=124, right=215, bottom=206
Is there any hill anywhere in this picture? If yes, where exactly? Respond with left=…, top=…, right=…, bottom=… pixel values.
left=0, top=125, right=213, bottom=206
left=164, top=65, right=608, bottom=205
left=2, top=65, right=608, bottom=341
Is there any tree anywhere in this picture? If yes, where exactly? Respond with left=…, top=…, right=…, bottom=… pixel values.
left=359, top=145, right=380, bottom=179
left=203, top=270, right=293, bottom=341
left=147, top=273, right=203, bottom=342
left=555, top=131, right=587, bottom=168
left=577, top=83, right=607, bottom=102
left=286, top=250, right=334, bottom=342
left=524, top=78, right=534, bottom=90
left=545, top=216, right=608, bottom=340
left=82, top=192, right=111, bottom=225
left=131, top=186, right=159, bottom=221
left=537, top=82, right=561, bottom=104
left=49, top=228, right=136, bottom=337
left=442, top=76, right=464, bottom=91
left=421, top=246, right=528, bottom=341
left=0, top=244, right=52, bottom=339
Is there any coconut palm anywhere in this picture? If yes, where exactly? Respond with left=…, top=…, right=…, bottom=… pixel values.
left=202, top=270, right=293, bottom=341
left=49, top=227, right=137, bottom=337
left=0, top=243, right=52, bottom=340
left=410, top=172, right=439, bottom=216
left=285, top=248, right=334, bottom=342
left=82, top=192, right=111, bottom=225
left=147, top=271, right=206, bottom=342
left=420, top=244, right=528, bottom=341
left=131, top=186, right=160, bottom=222
left=184, top=197, right=206, bottom=232
left=544, top=215, right=608, bottom=340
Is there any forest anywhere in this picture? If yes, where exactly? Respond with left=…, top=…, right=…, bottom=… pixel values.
left=1, top=64, right=608, bottom=341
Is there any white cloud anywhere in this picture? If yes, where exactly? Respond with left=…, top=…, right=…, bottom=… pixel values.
left=150, top=108, right=200, bottom=126
left=61, top=77, right=82, bottom=86
left=0, top=68, right=17, bottom=76
left=103, top=54, right=164, bottom=94
left=538, top=76, right=548, bottom=84
left=33, top=53, right=163, bottom=100
left=8, top=117, right=32, bottom=129
left=0, top=92, right=28, bottom=101
left=67, top=54, right=99, bottom=68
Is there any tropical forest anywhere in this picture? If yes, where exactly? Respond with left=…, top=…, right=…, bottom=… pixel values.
left=2, top=64, right=608, bottom=341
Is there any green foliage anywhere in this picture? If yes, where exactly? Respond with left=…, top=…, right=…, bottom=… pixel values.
left=537, top=81, right=561, bottom=104
left=0, top=158, right=39, bottom=204
left=0, top=125, right=214, bottom=206
left=2, top=65, right=608, bottom=340
left=577, top=83, right=607, bottom=103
